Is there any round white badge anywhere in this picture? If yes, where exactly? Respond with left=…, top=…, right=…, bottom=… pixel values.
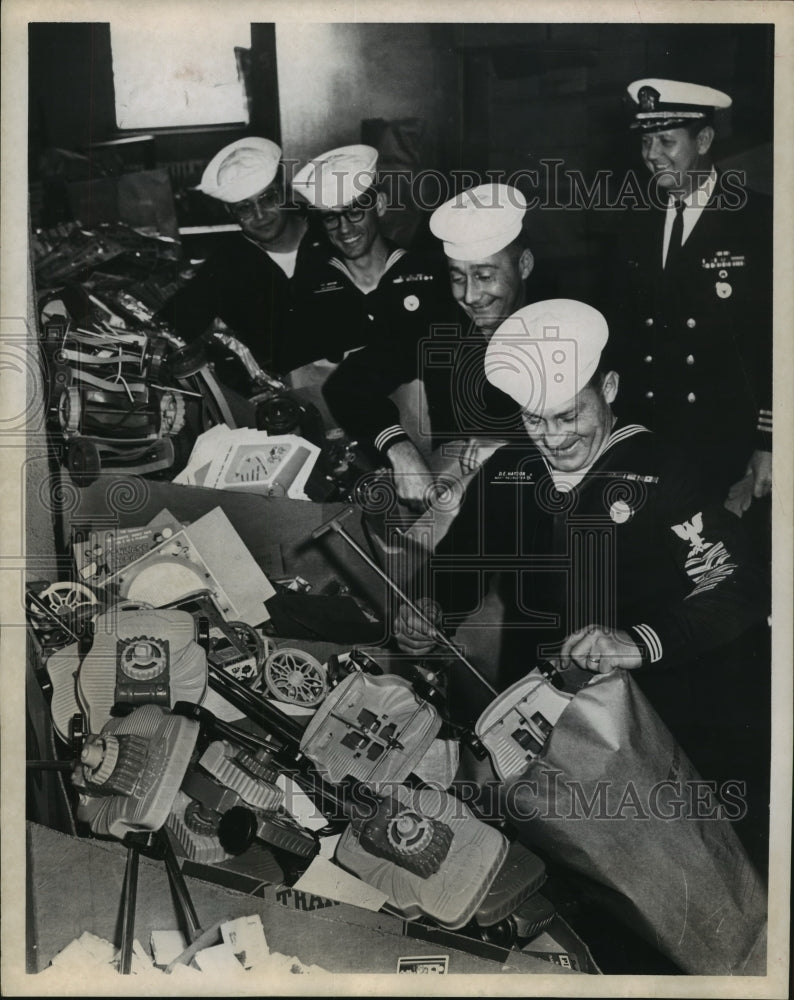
left=403, top=295, right=420, bottom=312
left=609, top=500, right=634, bottom=524
left=715, top=282, right=732, bottom=299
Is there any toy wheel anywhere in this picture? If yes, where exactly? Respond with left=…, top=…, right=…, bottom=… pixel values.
left=26, top=581, right=99, bottom=634
left=57, top=386, right=81, bottom=435
left=66, top=438, right=101, bottom=486
left=263, top=647, right=328, bottom=707
left=478, top=916, right=517, bottom=949
left=227, top=621, right=267, bottom=671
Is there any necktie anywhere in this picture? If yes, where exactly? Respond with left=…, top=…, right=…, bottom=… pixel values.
left=665, top=199, right=685, bottom=272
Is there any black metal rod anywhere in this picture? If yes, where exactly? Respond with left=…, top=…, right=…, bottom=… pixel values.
left=119, top=845, right=139, bottom=975
left=206, top=665, right=306, bottom=747
left=160, top=832, right=202, bottom=943
left=313, top=510, right=498, bottom=696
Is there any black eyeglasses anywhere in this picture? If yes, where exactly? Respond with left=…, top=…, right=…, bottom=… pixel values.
left=230, top=186, right=282, bottom=221
left=318, top=205, right=368, bottom=230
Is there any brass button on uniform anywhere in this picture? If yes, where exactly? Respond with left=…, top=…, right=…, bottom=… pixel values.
left=644, top=318, right=654, bottom=327
left=687, top=392, right=696, bottom=403
left=686, top=354, right=695, bottom=365
left=686, top=318, right=696, bottom=328
left=644, top=354, right=653, bottom=363
left=645, top=390, right=655, bottom=399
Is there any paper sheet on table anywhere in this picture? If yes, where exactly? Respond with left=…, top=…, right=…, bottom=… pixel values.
left=292, top=857, right=388, bottom=912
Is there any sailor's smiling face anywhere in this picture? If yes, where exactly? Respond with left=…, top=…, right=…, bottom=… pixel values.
left=521, top=371, right=618, bottom=472
left=319, top=190, right=384, bottom=260
left=447, top=245, right=533, bottom=337
left=228, top=180, right=289, bottom=244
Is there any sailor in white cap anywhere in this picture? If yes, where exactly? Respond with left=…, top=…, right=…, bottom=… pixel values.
left=157, top=136, right=322, bottom=377
left=607, top=77, right=772, bottom=529
left=288, top=144, right=456, bottom=510
left=291, top=144, right=394, bottom=303
left=393, top=300, right=769, bottom=840
left=483, top=299, right=612, bottom=477
left=429, top=183, right=534, bottom=338
left=320, top=182, right=559, bottom=524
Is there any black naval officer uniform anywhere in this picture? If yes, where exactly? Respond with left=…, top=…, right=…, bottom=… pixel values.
left=607, top=174, right=772, bottom=496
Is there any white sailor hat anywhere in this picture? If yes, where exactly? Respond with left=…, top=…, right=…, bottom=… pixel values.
left=429, top=184, right=527, bottom=261
left=627, top=78, right=732, bottom=132
left=197, top=137, right=282, bottom=204
left=485, top=299, right=609, bottom=415
left=292, top=144, right=379, bottom=210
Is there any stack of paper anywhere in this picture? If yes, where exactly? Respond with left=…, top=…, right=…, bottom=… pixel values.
left=173, top=424, right=320, bottom=500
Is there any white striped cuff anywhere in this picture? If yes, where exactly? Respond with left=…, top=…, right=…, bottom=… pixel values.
left=757, top=409, right=773, bottom=433
left=632, top=623, right=663, bottom=664
left=374, top=425, right=407, bottom=453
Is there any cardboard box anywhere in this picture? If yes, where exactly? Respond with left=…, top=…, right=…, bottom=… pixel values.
left=25, top=822, right=594, bottom=977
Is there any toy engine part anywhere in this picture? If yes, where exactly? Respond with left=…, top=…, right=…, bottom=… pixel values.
left=475, top=669, right=575, bottom=782
left=198, top=740, right=284, bottom=813
left=262, top=647, right=328, bottom=708
left=166, top=788, right=232, bottom=865
left=41, top=326, right=188, bottom=485
left=352, top=793, right=454, bottom=878
left=56, top=384, right=159, bottom=441
left=299, top=671, right=441, bottom=786
left=335, top=785, right=509, bottom=930
left=74, top=704, right=200, bottom=840
left=76, top=607, right=207, bottom=734
left=79, top=732, right=150, bottom=796
left=217, top=805, right=319, bottom=861
left=168, top=742, right=287, bottom=865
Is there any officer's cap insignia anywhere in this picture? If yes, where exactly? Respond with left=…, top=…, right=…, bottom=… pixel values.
left=638, top=86, right=660, bottom=112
